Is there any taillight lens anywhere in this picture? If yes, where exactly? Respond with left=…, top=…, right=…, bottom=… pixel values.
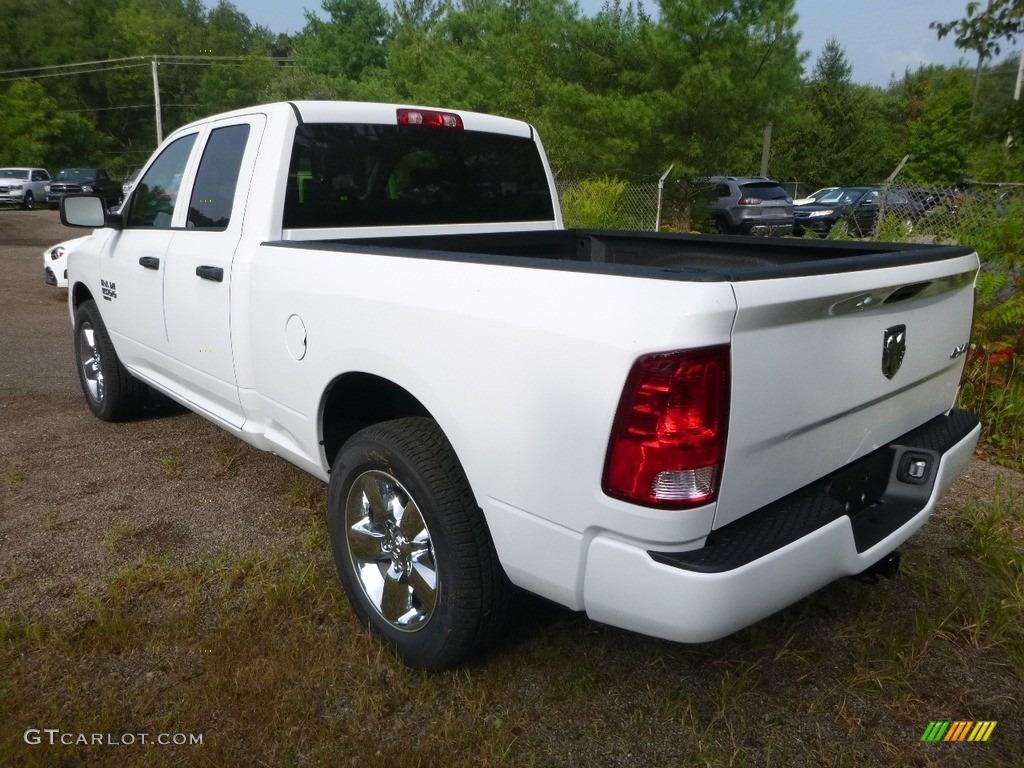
left=737, top=196, right=761, bottom=206
left=397, top=108, right=464, bottom=129
left=603, top=346, right=730, bottom=509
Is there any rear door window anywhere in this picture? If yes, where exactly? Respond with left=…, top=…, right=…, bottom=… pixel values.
left=187, top=124, right=251, bottom=230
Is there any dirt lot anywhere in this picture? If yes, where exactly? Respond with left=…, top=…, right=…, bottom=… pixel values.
left=1, top=211, right=323, bottom=621
left=1, top=210, right=1021, bottom=766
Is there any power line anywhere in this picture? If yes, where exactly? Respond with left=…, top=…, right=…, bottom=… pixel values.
left=0, top=63, right=150, bottom=83
left=0, top=53, right=294, bottom=79
left=0, top=54, right=292, bottom=82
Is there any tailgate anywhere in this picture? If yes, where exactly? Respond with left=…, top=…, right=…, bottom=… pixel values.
left=714, top=251, right=978, bottom=529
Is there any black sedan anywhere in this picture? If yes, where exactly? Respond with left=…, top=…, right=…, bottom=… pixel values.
left=793, top=186, right=927, bottom=237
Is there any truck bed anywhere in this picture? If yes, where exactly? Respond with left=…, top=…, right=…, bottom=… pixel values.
left=271, top=229, right=975, bottom=282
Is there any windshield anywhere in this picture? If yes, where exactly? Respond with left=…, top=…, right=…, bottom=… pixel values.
left=56, top=169, right=96, bottom=181
left=818, top=188, right=870, bottom=205
left=0, top=169, right=29, bottom=180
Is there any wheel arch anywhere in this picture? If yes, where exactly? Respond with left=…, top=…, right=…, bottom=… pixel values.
left=71, top=282, right=95, bottom=314
left=319, top=372, right=433, bottom=470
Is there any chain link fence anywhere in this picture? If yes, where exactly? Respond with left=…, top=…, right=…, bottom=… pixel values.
left=555, top=176, right=1024, bottom=247
left=555, top=178, right=662, bottom=231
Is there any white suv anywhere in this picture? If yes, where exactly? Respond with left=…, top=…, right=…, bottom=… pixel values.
left=0, top=167, right=51, bottom=209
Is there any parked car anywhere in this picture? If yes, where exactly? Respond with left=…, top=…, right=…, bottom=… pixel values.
left=793, top=186, right=838, bottom=206
left=793, top=186, right=927, bottom=237
left=697, top=176, right=794, bottom=235
left=47, top=168, right=121, bottom=210
left=43, top=235, right=90, bottom=289
left=0, top=167, right=51, bottom=209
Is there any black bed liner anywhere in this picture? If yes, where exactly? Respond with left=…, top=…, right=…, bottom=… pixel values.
left=268, top=228, right=974, bottom=282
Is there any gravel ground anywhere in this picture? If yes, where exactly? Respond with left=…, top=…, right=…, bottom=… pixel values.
left=1, top=209, right=321, bottom=629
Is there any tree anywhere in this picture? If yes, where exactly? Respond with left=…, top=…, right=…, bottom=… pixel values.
left=889, top=65, right=973, bottom=184
left=768, top=39, right=897, bottom=188
left=295, top=0, right=392, bottom=89
left=642, top=0, right=804, bottom=179
left=0, top=80, right=109, bottom=169
left=932, top=1, right=1024, bottom=61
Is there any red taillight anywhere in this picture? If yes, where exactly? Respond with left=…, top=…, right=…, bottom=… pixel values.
left=396, top=108, right=464, bottom=129
left=736, top=196, right=762, bottom=206
left=602, top=346, right=729, bottom=509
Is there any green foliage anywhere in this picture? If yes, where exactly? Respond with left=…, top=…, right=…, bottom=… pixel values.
left=772, top=40, right=897, bottom=188
left=643, top=0, right=803, bottom=178
left=3, top=0, right=1024, bottom=202
left=0, top=80, right=109, bottom=168
left=942, top=193, right=1024, bottom=467
left=931, top=0, right=1024, bottom=61
left=194, top=58, right=280, bottom=115
left=560, top=177, right=631, bottom=229
left=295, top=0, right=391, bottom=86
left=898, top=67, right=974, bottom=184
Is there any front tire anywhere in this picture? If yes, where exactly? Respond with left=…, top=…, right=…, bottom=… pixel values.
left=73, top=300, right=147, bottom=420
left=22, top=192, right=34, bottom=210
left=327, top=417, right=509, bottom=669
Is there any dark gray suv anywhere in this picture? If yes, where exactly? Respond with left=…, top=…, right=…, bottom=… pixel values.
left=698, top=176, right=794, bottom=236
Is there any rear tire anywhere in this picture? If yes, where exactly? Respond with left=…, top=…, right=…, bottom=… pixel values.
left=73, top=300, right=148, bottom=421
left=327, top=417, right=510, bottom=669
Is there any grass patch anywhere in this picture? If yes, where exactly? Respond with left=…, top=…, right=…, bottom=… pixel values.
left=959, top=356, right=1023, bottom=471
left=157, top=453, right=184, bottom=479
left=103, top=522, right=137, bottom=554
left=210, top=445, right=242, bottom=474
left=284, top=477, right=324, bottom=511
left=4, top=469, right=27, bottom=485
left=1, top=483, right=1020, bottom=767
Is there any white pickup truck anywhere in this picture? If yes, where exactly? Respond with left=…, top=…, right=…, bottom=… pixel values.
left=61, top=101, right=981, bottom=668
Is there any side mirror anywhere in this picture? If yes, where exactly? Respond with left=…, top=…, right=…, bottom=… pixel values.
left=60, top=194, right=123, bottom=230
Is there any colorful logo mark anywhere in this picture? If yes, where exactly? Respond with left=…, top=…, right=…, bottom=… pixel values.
left=920, top=721, right=997, bottom=742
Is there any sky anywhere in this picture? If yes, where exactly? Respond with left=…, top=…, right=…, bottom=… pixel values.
left=212, top=0, right=981, bottom=88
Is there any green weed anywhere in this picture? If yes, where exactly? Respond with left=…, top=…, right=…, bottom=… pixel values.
left=4, top=470, right=27, bottom=485
left=158, top=453, right=184, bottom=478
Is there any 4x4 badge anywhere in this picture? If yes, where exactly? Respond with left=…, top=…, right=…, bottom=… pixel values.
left=882, top=324, right=906, bottom=379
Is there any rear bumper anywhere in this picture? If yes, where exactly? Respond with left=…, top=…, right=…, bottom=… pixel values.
left=582, top=409, right=980, bottom=643
left=739, top=219, right=793, bottom=236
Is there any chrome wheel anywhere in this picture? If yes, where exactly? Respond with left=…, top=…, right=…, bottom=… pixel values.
left=345, top=469, right=437, bottom=632
left=78, top=321, right=105, bottom=405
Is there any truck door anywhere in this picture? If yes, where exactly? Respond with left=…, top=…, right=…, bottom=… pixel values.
left=162, top=115, right=265, bottom=428
left=98, top=132, right=199, bottom=390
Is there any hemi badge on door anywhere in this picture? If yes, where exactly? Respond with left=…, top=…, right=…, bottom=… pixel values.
left=882, top=324, right=906, bottom=379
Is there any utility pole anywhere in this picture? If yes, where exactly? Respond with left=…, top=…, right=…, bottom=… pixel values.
left=760, top=123, right=773, bottom=177
left=1007, top=47, right=1024, bottom=147
left=151, top=58, right=163, bottom=147
left=655, top=164, right=674, bottom=232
